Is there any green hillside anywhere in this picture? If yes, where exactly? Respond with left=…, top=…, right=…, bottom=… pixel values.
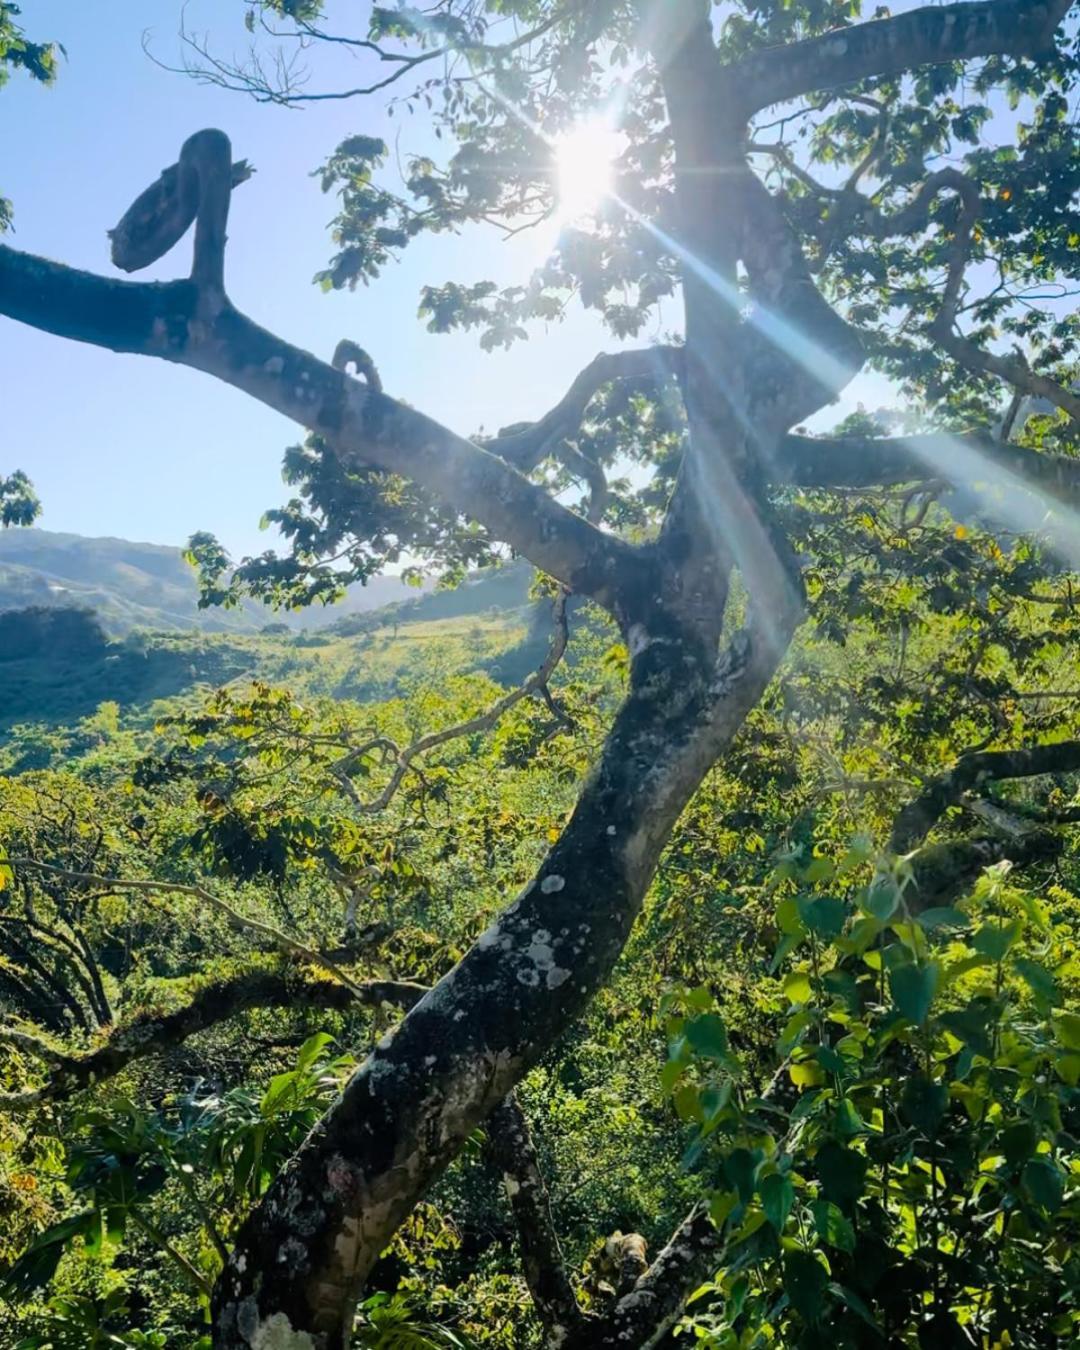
left=0, top=529, right=419, bottom=634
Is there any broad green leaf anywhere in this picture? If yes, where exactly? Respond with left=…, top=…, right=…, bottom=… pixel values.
left=811, top=1198, right=855, bottom=1252
left=917, top=906, right=968, bottom=932
left=973, top=919, right=1023, bottom=962
left=685, top=1012, right=728, bottom=1060
left=900, top=1074, right=948, bottom=1134
left=760, top=1172, right=795, bottom=1232
left=889, top=960, right=940, bottom=1025
left=1013, top=957, right=1057, bottom=1006
left=1001, top=1120, right=1038, bottom=1168
left=815, top=1141, right=867, bottom=1210
left=798, top=896, right=848, bottom=940
left=783, top=970, right=813, bottom=1004
left=1053, top=1011, right=1080, bottom=1051
left=784, top=1249, right=828, bottom=1322
left=1023, top=1157, right=1064, bottom=1212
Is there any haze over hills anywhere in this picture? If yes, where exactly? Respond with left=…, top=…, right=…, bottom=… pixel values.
left=0, top=528, right=418, bottom=634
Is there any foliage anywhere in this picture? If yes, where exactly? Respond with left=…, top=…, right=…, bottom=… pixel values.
left=3, top=0, right=1080, bottom=1346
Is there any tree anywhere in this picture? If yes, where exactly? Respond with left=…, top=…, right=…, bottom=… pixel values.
left=1, top=1, right=1079, bottom=1346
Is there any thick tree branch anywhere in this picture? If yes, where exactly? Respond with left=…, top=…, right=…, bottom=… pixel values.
left=0, top=963, right=425, bottom=1113
left=214, top=612, right=797, bottom=1346
left=891, top=740, right=1080, bottom=853
left=731, top=0, right=1075, bottom=117
left=903, top=830, right=1063, bottom=912
left=13, top=859, right=368, bottom=996
left=774, top=428, right=1080, bottom=507
left=0, top=244, right=641, bottom=616
left=487, top=347, right=681, bottom=474
left=568, top=1202, right=722, bottom=1350
left=485, top=1094, right=586, bottom=1345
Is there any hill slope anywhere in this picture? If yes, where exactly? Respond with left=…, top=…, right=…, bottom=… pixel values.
left=0, top=529, right=415, bottom=634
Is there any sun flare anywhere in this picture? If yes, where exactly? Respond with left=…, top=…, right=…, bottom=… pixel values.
left=554, top=119, right=620, bottom=221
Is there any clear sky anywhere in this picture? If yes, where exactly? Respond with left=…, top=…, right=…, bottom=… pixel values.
left=0, top=1, right=889, bottom=559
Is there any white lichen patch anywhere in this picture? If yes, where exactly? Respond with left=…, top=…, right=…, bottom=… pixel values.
left=249, top=1311, right=317, bottom=1349
left=627, top=622, right=650, bottom=656
left=540, top=874, right=565, bottom=894
left=546, top=967, right=570, bottom=989
left=263, top=355, right=285, bottom=375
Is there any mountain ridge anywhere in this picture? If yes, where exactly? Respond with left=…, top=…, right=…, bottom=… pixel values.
left=0, top=528, right=417, bottom=634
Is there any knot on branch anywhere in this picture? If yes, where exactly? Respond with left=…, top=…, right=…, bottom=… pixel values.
left=332, top=339, right=383, bottom=392
left=109, top=128, right=252, bottom=292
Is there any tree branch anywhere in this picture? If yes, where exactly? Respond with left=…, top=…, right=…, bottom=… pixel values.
left=731, top=0, right=1075, bottom=117
left=0, top=237, right=638, bottom=614
left=487, top=349, right=681, bottom=473
left=0, top=963, right=426, bottom=1113
left=568, top=1202, right=722, bottom=1350
left=332, top=590, right=571, bottom=810
left=485, top=1094, right=586, bottom=1344
left=11, top=860, right=367, bottom=996
left=774, top=428, right=1080, bottom=506
left=891, top=740, right=1080, bottom=853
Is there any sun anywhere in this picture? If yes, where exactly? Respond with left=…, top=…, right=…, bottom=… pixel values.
left=554, top=119, right=620, bottom=222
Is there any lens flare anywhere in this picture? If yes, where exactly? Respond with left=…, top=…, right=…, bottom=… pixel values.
left=554, top=120, right=621, bottom=221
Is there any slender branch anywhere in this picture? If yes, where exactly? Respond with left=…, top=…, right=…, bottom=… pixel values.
left=127, top=1209, right=214, bottom=1298
left=10, top=860, right=367, bottom=996
left=567, top=1203, right=722, bottom=1350
left=729, top=0, right=1075, bottom=118
left=332, top=590, right=571, bottom=811
left=485, top=1094, right=586, bottom=1343
left=0, top=962, right=426, bottom=1114
left=891, top=740, right=1080, bottom=853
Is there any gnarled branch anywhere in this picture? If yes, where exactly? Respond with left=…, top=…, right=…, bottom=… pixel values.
left=891, top=740, right=1080, bottom=853
left=0, top=963, right=426, bottom=1113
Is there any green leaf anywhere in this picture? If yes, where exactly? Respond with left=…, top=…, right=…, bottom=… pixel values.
left=829, top=1282, right=880, bottom=1331
left=1053, top=1011, right=1080, bottom=1051
left=803, top=856, right=835, bottom=885
left=783, top=970, right=813, bottom=1004
left=798, top=896, right=848, bottom=940
left=939, top=1000, right=995, bottom=1057
left=760, top=1172, right=795, bottom=1232
left=815, top=1141, right=867, bottom=1210
left=900, top=1074, right=949, bottom=1134
left=1013, top=957, right=1057, bottom=1006
left=889, top=960, right=940, bottom=1024
left=811, top=1199, right=855, bottom=1252
left=834, top=1098, right=865, bottom=1138
left=790, top=1061, right=826, bottom=1088
left=863, top=877, right=899, bottom=921
left=917, top=906, right=968, bottom=932
left=972, top=919, right=1022, bottom=961
left=723, top=1148, right=759, bottom=1206
left=784, top=1250, right=828, bottom=1322
left=685, top=1013, right=729, bottom=1060
left=1022, top=1157, right=1064, bottom=1212
left=1001, top=1120, right=1038, bottom=1168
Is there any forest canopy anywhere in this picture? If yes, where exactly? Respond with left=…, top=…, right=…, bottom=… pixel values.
left=1, top=2, right=1080, bottom=1348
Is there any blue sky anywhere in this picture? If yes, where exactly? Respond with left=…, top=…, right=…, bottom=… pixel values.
left=0, top=1, right=889, bottom=559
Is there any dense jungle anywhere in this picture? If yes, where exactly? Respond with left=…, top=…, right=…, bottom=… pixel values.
left=1, top=2, right=1080, bottom=1347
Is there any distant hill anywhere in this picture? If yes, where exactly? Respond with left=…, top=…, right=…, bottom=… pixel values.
left=0, top=529, right=418, bottom=635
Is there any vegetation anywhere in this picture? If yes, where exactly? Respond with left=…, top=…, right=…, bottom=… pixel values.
left=1, top=2, right=1080, bottom=1349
